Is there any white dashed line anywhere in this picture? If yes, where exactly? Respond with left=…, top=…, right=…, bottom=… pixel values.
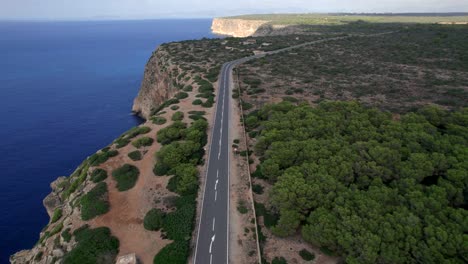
left=214, top=191, right=217, bottom=201
left=212, top=217, right=216, bottom=231
left=215, top=179, right=218, bottom=190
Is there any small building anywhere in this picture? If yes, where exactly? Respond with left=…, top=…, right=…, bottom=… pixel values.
left=116, top=253, right=137, bottom=264
left=242, top=39, right=257, bottom=45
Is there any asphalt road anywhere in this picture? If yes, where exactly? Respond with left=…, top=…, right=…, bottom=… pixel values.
left=193, top=32, right=394, bottom=264
left=193, top=60, right=234, bottom=264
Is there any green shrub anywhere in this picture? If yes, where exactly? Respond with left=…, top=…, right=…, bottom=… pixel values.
left=51, top=208, right=63, bottom=223
left=89, top=150, right=118, bottom=166
left=157, top=121, right=187, bottom=145
left=272, top=257, right=287, bottom=264
left=252, top=184, right=264, bottom=195
left=299, top=249, right=315, bottom=261
left=63, top=225, right=119, bottom=264
left=144, top=209, right=166, bottom=231
left=170, top=105, right=180, bottom=111
left=128, top=150, right=142, bottom=161
left=90, top=169, right=107, bottom=183
left=61, top=163, right=90, bottom=199
left=132, top=137, right=154, bottom=148
left=183, top=85, right=193, bottom=92
left=202, top=96, right=215, bottom=108
left=175, top=92, right=189, bottom=100
left=153, top=241, right=189, bottom=264
left=151, top=116, right=167, bottom=125
left=155, top=141, right=202, bottom=174
left=112, top=164, right=139, bottom=191
left=237, top=200, right=248, bottom=214
left=50, top=222, right=64, bottom=236
left=161, top=195, right=196, bottom=241
left=80, top=182, right=109, bottom=221
left=189, top=114, right=207, bottom=121
left=192, top=99, right=203, bottom=105
left=233, top=139, right=240, bottom=144
left=126, top=126, right=151, bottom=138
left=61, top=228, right=72, bottom=242
left=153, top=162, right=170, bottom=176
left=114, top=137, right=130, bottom=148
left=171, top=111, right=184, bottom=121
left=242, top=102, right=253, bottom=110
left=168, top=164, right=199, bottom=195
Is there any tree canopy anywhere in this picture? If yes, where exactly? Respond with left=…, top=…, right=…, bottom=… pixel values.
left=252, top=101, right=467, bottom=264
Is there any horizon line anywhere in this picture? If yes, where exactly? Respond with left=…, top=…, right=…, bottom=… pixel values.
left=1, top=11, right=467, bottom=22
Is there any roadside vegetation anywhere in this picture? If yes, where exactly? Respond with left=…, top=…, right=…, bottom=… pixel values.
left=150, top=118, right=208, bottom=263
left=249, top=101, right=467, bottom=263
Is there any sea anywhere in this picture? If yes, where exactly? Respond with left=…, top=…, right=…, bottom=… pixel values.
left=0, top=19, right=216, bottom=262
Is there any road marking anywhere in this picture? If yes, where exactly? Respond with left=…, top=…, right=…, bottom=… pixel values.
left=216, top=170, right=219, bottom=178
left=210, top=254, right=212, bottom=264
left=215, top=191, right=217, bottom=201
left=209, top=234, right=216, bottom=253
left=215, top=179, right=218, bottom=190
left=212, top=217, right=216, bottom=231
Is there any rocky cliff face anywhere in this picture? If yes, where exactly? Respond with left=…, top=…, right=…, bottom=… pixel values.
left=211, top=18, right=306, bottom=37
left=132, top=47, right=179, bottom=119
left=211, top=18, right=269, bottom=37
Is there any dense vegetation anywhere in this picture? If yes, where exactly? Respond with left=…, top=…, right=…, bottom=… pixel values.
left=90, top=168, right=107, bottom=183
left=144, top=208, right=165, bottom=231
left=63, top=225, right=119, bottom=264
left=152, top=119, right=208, bottom=263
left=112, top=164, right=139, bottom=192
left=251, top=101, right=467, bottom=264
left=80, top=182, right=109, bottom=221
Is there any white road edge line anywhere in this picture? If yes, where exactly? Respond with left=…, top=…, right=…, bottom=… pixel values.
left=215, top=190, right=217, bottom=201
left=215, top=179, right=218, bottom=190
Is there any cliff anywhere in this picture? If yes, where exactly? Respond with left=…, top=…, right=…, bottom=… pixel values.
left=211, top=18, right=269, bottom=37
left=211, top=18, right=307, bottom=37
left=132, top=47, right=179, bottom=119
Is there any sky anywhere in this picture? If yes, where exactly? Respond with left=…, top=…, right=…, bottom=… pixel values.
left=1, top=0, right=467, bottom=20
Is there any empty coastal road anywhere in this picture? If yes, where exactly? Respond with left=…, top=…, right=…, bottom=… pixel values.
left=193, top=32, right=395, bottom=264
left=193, top=60, right=234, bottom=264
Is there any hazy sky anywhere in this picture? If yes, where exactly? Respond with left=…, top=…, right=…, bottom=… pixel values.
left=1, top=0, right=467, bottom=20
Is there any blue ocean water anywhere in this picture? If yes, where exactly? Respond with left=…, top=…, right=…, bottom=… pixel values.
left=0, top=19, right=215, bottom=262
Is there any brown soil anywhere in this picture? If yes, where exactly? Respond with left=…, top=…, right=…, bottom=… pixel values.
left=87, top=81, right=215, bottom=264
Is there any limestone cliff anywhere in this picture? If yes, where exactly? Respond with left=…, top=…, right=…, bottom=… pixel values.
left=211, top=18, right=307, bottom=37
left=211, top=18, right=269, bottom=37
left=132, top=47, right=179, bottom=119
